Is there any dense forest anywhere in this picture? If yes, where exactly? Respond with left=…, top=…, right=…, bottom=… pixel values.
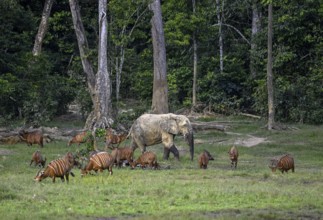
left=0, top=0, right=322, bottom=125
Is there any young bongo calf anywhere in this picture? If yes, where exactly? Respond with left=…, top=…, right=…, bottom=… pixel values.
left=131, top=151, right=159, bottom=169
left=111, top=147, right=134, bottom=168
left=105, top=128, right=128, bottom=150
left=30, top=150, right=46, bottom=168
left=198, top=150, right=214, bottom=169
left=19, top=129, right=44, bottom=148
left=34, top=152, right=76, bottom=183
left=68, top=131, right=91, bottom=147
left=269, top=154, right=295, bottom=173
left=81, top=151, right=114, bottom=176
left=229, top=146, right=239, bottom=169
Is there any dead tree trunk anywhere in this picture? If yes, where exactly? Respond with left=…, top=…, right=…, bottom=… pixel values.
left=150, top=0, right=169, bottom=114
left=192, top=0, right=198, bottom=107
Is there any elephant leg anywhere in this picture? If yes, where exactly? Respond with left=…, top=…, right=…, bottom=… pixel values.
left=163, top=147, right=171, bottom=160
left=170, top=145, right=179, bottom=160
left=131, top=137, right=146, bottom=155
left=162, top=133, right=179, bottom=160
left=163, top=145, right=179, bottom=160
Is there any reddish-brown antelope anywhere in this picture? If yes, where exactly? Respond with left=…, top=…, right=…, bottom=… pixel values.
left=269, top=154, right=295, bottom=173
left=198, top=150, right=214, bottom=169
left=34, top=152, right=77, bottom=183
left=131, top=151, right=159, bottom=169
left=30, top=150, right=46, bottom=168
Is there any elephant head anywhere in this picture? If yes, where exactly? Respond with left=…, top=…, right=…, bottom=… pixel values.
left=160, top=114, right=194, bottom=160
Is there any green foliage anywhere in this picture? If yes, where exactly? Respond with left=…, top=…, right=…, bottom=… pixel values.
left=83, top=131, right=96, bottom=153
left=168, top=65, right=192, bottom=106
left=0, top=73, right=16, bottom=94
left=0, top=0, right=322, bottom=125
left=128, top=46, right=154, bottom=100
left=49, top=10, right=75, bottom=54
left=95, top=128, right=106, bottom=138
left=74, top=87, right=93, bottom=118
left=0, top=1, right=85, bottom=124
left=164, top=11, right=192, bottom=46
left=252, top=79, right=267, bottom=116
left=117, top=101, right=150, bottom=127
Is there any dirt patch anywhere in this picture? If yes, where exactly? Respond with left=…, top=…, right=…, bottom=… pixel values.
left=233, top=136, right=268, bottom=147
left=225, top=132, right=269, bottom=147
left=195, top=132, right=268, bottom=147
left=0, top=148, right=14, bottom=155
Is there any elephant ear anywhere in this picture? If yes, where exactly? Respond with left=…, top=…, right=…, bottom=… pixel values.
left=160, top=119, right=179, bottom=135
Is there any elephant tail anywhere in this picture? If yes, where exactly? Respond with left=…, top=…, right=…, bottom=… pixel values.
left=125, top=123, right=134, bottom=140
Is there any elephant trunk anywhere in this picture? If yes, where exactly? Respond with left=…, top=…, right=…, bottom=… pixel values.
left=186, top=132, right=194, bottom=161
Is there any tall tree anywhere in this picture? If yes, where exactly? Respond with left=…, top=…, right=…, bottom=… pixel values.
left=93, top=0, right=113, bottom=130
left=32, top=0, right=54, bottom=56
left=69, top=0, right=113, bottom=149
left=267, top=2, right=274, bottom=130
left=150, top=0, right=169, bottom=114
left=69, top=0, right=96, bottom=103
left=192, top=0, right=197, bottom=107
left=216, top=0, right=224, bottom=73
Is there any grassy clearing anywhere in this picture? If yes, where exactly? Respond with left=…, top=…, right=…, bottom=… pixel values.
left=0, top=119, right=323, bottom=219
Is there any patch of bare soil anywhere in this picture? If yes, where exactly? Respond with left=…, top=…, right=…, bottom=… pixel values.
left=195, top=133, right=268, bottom=147
left=233, top=135, right=268, bottom=147
left=226, top=132, right=269, bottom=147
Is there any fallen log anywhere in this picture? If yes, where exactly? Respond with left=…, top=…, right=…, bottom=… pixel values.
left=239, top=113, right=261, bottom=119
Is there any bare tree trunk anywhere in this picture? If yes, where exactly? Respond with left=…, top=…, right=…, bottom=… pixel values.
left=70, top=0, right=114, bottom=148
left=32, top=0, right=54, bottom=56
left=192, top=0, right=197, bottom=107
left=69, top=0, right=96, bottom=99
left=267, top=3, right=274, bottom=130
left=216, top=0, right=224, bottom=73
left=115, top=46, right=125, bottom=103
left=250, top=1, right=261, bottom=78
left=87, top=0, right=113, bottom=149
left=93, top=0, right=113, bottom=128
left=150, top=0, right=169, bottom=114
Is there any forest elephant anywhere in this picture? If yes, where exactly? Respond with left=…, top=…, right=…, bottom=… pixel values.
left=129, top=113, right=194, bottom=161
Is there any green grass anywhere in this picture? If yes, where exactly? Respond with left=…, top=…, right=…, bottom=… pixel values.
left=0, top=119, right=323, bottom=219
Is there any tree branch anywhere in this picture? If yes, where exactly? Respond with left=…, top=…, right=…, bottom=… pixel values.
left=213, top=23, right=251, bottom=45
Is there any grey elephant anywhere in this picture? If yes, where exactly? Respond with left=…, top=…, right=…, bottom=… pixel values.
left=129, top=113, right=194, bottom=161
